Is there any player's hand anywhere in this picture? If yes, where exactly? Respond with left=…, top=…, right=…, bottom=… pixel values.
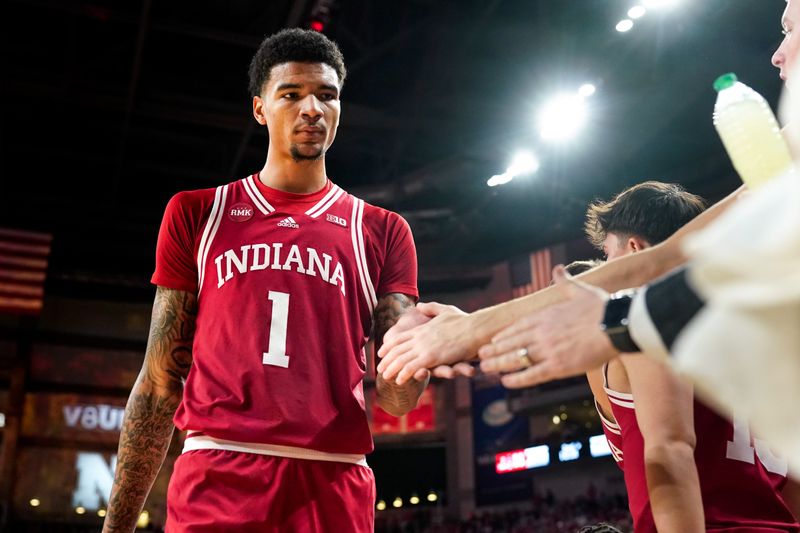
left=378, top=302, right=475, bottom=385
left=383, top=304, right=476, bottom=382
left=478, top=265, right=619, bottom=388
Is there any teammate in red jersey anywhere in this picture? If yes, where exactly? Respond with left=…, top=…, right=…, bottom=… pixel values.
left=103, top=29, right=435, bottom=533
left=583, top=183, right=799, bottom=532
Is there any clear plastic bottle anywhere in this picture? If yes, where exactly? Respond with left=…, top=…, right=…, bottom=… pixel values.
left=713, top=73, right=795, bottom=189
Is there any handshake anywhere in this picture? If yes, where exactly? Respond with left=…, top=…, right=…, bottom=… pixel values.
left=377, top=266, right=616, bottom=389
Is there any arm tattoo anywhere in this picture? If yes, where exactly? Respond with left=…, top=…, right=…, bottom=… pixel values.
left=373, top=293, right=428, bottom=416
left=103, top=287, right=197, bottom=533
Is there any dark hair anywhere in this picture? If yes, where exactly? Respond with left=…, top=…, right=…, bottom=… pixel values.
left=564, top=259, right=603, bottom=276
left=248, top=28, right=347, bottom=97
left=577, top=524, right=624, bottom=533
left=585, top=181, right=706, bottom=250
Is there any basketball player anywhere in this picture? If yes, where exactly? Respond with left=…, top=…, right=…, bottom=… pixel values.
left=102, top=29, right=431, bottom=532
left=492, top=183, right=798, bottom=531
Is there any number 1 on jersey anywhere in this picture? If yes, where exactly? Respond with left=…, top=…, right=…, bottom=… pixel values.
left=263, top=291, right=290, bottom=368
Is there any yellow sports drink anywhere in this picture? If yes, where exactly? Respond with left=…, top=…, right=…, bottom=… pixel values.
left=713, top=73, right=795, bottom=189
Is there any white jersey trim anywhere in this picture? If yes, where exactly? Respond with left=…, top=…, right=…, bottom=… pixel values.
left=607, top=394, right=635, bottom=410
left=196, top=184, right=228, bottom=292
left=182, top=433, right=368, bottom=467
left=595, top=399, right=621, bottom=435
left=306, top=184, right=344, bottom=218
left=350, top=198, right=378, bottom=314
left=243, top=175, right=275, bottom=214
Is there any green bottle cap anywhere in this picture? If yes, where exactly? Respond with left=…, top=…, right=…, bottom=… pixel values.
left=713, top=73, right=738, bottom=92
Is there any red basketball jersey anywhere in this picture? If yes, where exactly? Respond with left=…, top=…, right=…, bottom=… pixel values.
left=603, top=364, right=798, bottom=533
left=596, top=398, right=624, bottom=470
left=152, top=175, right=418, bottom=456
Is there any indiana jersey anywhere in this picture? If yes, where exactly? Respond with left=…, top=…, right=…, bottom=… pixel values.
left=596, top=398, right=624, bottom=469
left=603, top=364, right=799, bottom=532
left=152, top=175, right=418, bottom=456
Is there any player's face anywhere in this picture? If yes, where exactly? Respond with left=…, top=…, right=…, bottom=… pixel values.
left=772, top=0, right=800, bottom=83
left=256, top=62, right=341, bottom=161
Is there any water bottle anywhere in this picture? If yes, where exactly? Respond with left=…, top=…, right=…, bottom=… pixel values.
left=713, top=73, right=795, bottom=189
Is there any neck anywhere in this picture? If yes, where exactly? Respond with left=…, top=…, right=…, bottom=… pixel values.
left=259, top=147, right=328, bottom=194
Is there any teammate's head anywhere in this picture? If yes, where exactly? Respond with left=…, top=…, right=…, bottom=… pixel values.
left=584, top=181, right=706, bottom=260
left=249, top=29, right=347, bottom=162
left=563, top=259, right=603, bottom=277
left=773, top=0, right=800, bottom=83
left=577, top=524, right=624, bottom=533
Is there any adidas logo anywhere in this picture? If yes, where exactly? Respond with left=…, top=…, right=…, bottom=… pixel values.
left=277, top=216, right=300, bottom=229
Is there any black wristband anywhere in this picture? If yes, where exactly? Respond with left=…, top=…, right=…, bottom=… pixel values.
left=601, top=291, right=641, bottom=353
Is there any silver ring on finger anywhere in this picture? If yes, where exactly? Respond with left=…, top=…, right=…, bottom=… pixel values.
left=517, top=347, right=533, bottom=368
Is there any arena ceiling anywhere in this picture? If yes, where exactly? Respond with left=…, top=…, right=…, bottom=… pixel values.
left=3, top=0, right=785, bottom=300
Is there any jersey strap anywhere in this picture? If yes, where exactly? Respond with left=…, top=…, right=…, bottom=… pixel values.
left=349, top=197, right=378, bottom=314
left=196, top=184, right=230, bottom=292
left=183, top=432, right=369, bottom=466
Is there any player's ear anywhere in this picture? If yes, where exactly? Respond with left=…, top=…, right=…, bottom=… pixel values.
left=627, top=236, right=650, bottom=253
left=253, top=96, right=268, bottom=126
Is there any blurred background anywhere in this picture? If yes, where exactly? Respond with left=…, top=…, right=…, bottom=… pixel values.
left=0, top=0, right=786, bottom=531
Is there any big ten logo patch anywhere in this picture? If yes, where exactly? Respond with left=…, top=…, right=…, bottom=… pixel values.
left=326, top=213, right=347, bottom=227
left=229, top=203, right=254, bottom=222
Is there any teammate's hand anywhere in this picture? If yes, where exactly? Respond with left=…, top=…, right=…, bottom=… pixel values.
left=478, top=265, right=619, bottom=388
left=378, top=302, right=476, bottom=385
left=383, top=303, right=476, bottom=382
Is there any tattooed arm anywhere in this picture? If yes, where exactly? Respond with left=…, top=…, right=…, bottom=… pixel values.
left=102, top=287, right=197, bottom=533
left=373, top=293, right=429, bottom=417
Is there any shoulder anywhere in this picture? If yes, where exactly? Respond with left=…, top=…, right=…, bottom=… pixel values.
left=357, top=199, right=412, bottom=234
left=166, top=187, right=218, bottom=213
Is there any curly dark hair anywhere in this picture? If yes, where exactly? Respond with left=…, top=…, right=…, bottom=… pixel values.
left=248, top=28, right=347, bottom=97
left=584, top=181, right=706, bottom=250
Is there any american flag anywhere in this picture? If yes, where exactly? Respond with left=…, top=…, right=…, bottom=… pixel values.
left=510, top=248, right=553, bottom=298
left=0, top=228, right=53, bottom=316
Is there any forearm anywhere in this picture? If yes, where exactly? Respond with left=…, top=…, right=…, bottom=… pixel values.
left=103, top=377, right=179, bottom=532
left=375, top=373, right=428, bottom=416
left=459, top=186, right=746, bottom=347
left=645, top=441, right=705, bottom=533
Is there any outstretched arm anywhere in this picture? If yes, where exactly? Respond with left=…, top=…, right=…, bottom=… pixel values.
left=372, top=293, right=429, bottom=416
left=378, top=185, right=745, bottom=384
left=102, top=287, right=196, bottom=532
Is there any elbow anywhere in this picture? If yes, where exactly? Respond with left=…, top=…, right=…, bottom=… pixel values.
left=644, top=439, right=697, bottom=484
left=376, top=396, right=417, bottom=417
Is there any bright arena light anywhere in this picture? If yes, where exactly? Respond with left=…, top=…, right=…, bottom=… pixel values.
left=538, top=94, right=588, bottom=141
left=628, top=5, right=647, bottom=19
left=29, top=498, right=40, bottom=507
left=392, top=497, right=403, bottom=508
left=487, top=150, right=540, bottom=187
left=507, top=150, right=540, bottom=175
left=552, top=415, right=561, bottom=424
left=376, top=500, right=387, bottom=511
left=578, top=83, right=596, bottom=98
left=616, top=19, right=634, bottom=32
left=642, top=0, right=680, bottom=9
left=410, top=495, right=420, bottom=505
left=427, top=491, right=438, bottom=502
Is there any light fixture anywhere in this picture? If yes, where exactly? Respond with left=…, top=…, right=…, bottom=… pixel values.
left=628, top=5, right=646, bottom=19
left=75, top=506, right=86, bottom=515
left=29, top=498, right=40, bottom=507
left=578, top=83, right=596, bottom=98
left=616, top=19, right=634, bottom=32
left=392, top=497, right=403, bottom=508
left=487, top=150, right=539, bottom=187
left=552, top=415, right=561, bottom=425
left=98, top=509, right=107, bottom=517
left=137, top=510, right=150, bottom=528
left=410, top=495, right=420, bottom=505
left=560, top=413, right=568, bottom=420
left=642, top=0, right=680, bottom=9
left=376, top=500, right=387, bottom=511
left=538, top=94, right=588, bottom=141
left=427, top=491, right=438, bottom=502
